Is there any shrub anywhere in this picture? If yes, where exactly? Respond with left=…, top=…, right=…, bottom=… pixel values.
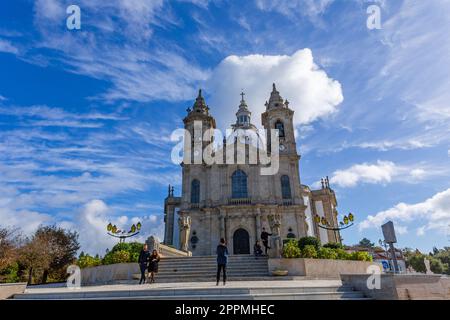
left=298, top=237, right=321, bottom=251
left=350, top=251, right=373, bottom=262
left=301, top=245, right=318, bottom=259
left=407, top=254, right=427, bottom=273
left=77, top=254, right=102, bottom=269
left=335, top=248, right=351, bottom=260
left=282, top=240, right=301, bottom=258
left=103, top=250, right=131, bottom=265
left=102, top=242, right=144, bottom=265
left=317, top=247, right=338, bottom=260
left=0, top=262, right=20, bottom=283
left=323, top=242, right=344, bottom=250
left=429, top=257, right=445, bottom=274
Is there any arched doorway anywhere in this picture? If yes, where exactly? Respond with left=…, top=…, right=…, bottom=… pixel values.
left=233, top=228, right=250, bottom=254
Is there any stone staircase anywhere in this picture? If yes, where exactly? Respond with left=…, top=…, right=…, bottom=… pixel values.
left=132, top=255, right=270, bottom=283
left=11, top=255, right=371, bottom=300
left=13, top=284, right=369, bottom=300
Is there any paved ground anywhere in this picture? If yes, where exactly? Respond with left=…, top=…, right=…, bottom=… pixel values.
left=25, top=279, right=343, bottom=294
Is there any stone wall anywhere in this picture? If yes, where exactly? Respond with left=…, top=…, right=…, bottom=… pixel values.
left=268, top=258, right=380, bottom=279
left=340, top=274, right=450, bottom=300
left=0, top=283, right=27, bottom=299
left=80, top=263, right=138, bottom=286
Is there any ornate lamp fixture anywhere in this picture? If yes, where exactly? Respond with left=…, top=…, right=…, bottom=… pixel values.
left=314, top=213, right=354, bottom=231
left=107, top=221, right=142, bottom=243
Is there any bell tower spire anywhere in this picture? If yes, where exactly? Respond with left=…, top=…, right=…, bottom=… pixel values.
left=233, top=90, right=255, bottom=130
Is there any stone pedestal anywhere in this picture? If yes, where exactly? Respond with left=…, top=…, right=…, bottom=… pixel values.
left=269, top=235, right=282, bottom=259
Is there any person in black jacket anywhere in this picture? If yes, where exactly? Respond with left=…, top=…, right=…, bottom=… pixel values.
left=138, top=244, right=150, bottom=284
left=254, top=240, right=263, bottom=258
left=148, top=249, right=161, bottom=284
left=260, top=228, right=272, bottom=255
left=216, top=238, right=229, bottom=286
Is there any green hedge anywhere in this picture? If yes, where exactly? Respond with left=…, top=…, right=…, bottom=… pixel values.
left=76, top=242, right=145, bottom=268
left=281, top=237, right=372, bottom=262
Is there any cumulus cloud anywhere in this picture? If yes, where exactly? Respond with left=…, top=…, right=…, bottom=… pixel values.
left=206, top=49, right=343, bottom=130
left=359, top=188, right=450, bottom=237
left=71, top=200, right=165, bottom=255
left=330, top=160, right=396, bottom=188
left=328, top=160, right=446, bottom=188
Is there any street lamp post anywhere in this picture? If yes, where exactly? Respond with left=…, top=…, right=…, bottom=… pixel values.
left=314, top=212, right=355, bottom=244
left=107, top=222, right=142, bottom=243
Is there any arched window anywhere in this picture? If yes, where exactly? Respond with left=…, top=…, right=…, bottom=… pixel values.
left=275, top=120, right=285, bottom=137
left=281, top=175, right=291, bottom=199
left=191, top=179, right=200, bottom=203
left=232, top=170, right=248, bottom=199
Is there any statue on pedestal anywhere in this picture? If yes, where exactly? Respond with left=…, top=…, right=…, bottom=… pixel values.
left=146, top=235, right=160, bottom=253
left=268, top=214, right=282, bottom=259
left=178, top=215, right=192, bottom=252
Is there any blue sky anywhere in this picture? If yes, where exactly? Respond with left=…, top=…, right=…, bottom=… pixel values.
left=0, top=0, right=449, bottom=255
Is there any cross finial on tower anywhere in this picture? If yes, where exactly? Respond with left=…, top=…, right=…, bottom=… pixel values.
left=240, top=91, right=245, bottom=102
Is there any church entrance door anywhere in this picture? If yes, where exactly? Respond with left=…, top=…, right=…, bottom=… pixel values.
left=233, top=228, right=250, bottom=254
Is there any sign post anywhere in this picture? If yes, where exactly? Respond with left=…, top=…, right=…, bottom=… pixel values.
left=382, top=221, right=399, bottom=273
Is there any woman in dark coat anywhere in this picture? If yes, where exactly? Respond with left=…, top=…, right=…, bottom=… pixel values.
left=138, top=244, right=150, bottom=284
left=148, top=249, right=161, bottom=283
left=216, top=238, right=229, bottom=286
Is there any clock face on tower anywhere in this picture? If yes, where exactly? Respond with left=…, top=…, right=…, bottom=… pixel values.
left=279, top=143, right=286, bottom=151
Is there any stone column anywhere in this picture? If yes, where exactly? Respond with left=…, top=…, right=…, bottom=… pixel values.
left=255, top=207, right=262, bottom=241
left=219, top=210, right=225, bottom=240
left=164, top=204, right=175, bottom=245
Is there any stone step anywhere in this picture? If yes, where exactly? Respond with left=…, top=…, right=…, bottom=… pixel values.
left=158, top=263, right=268, bottom=268
left=155, top=265, right=268, bottom=271
left=161, top=256, right=268, bottom=261
left=14, top=285, right=365, bottom=300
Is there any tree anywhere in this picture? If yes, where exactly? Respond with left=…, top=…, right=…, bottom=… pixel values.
left=34, top=225, right=80, bottom=283
left=0, top=227, right=20, bottom=271
left=17, top=225, right=80, bottom=284
left=18, top=235, right=52, bottom=285
left=358, top=238, right=375, bottom=248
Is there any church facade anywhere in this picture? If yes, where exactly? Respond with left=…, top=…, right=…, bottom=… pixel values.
left=163, top=84, right=340, bottom=256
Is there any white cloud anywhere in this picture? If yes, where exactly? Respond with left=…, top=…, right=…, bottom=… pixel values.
left=0, top=38, right=19, bottom=54
left=328, top=160, right=446, bottom=188
left=330, top=160, right=396, bottom=188
left=71, top=200, right=165, bottom=255
left=378, top=0, right=450, bottom=122
left=25, top=0, right=209, bottom=103
left=206, top=49, right=343, bottom=130
left=359, top=188, right=450, bottom=237
left=255, top=0, right=334, bottom=24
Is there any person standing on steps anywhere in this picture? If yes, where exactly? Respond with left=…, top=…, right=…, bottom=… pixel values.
left=138, top=244, right=150, bottom=284
left=260, top=228, right=272, bottom=256
left=148, top=249, right=161, bottom=284
left=216, top=238, right=229, bottom=286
